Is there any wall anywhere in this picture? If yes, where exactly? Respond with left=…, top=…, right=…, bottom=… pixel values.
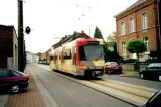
left=121, top=63, right=149, bottom=71
left=13, top=28, right=18, bottom=70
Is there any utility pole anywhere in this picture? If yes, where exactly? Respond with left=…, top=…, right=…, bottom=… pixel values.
left=18, top=0, right=24, bottom=72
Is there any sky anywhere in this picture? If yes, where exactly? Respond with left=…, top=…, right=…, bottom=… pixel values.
left=0, top=0, right=137, bottom=53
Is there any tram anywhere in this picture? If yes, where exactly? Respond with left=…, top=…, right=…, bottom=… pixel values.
left=49, top=38, right=106, bottom=78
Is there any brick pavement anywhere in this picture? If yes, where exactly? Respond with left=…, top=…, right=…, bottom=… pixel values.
left=4, top=67, right=46, bottom=107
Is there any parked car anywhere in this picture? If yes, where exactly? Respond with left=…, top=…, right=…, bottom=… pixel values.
left=141, top=89, right=161, bottom=107
left=139, top=63, right=161, bottom=81
left=0, top=68, right=29, bottom=93
left=105, top=62, right=123, bottom=74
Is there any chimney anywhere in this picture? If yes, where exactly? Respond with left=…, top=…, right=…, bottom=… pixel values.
left=81, top=30, right=84, bottom=33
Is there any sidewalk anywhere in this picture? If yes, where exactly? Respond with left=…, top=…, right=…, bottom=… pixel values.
left=120, top=70, right=140, bottom=77
left=3, top=67, right=46, bottom=107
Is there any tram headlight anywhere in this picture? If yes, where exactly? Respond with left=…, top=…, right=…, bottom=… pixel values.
left=78, top=65, right=87, bottom=70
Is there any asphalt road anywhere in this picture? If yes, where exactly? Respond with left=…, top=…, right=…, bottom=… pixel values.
left=29, top=64, right=136, bottom=107
left=103, top=74, right=161, bottom=90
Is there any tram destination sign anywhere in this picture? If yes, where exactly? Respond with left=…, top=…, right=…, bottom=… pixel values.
left=88, top=41, right=100, bottom=45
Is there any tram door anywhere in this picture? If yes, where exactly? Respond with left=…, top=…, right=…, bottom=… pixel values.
left=72, top=47, right=76, bottom=73
left=55, top=52, right=58, bottom=70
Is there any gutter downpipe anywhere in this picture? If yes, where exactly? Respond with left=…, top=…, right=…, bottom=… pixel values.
left=157, top=0, right=160, bottom=50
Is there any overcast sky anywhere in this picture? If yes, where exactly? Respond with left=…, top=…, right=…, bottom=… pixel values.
left=0, top=0, right=137, bottom=53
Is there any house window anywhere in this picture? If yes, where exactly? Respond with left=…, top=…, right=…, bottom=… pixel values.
left=130, top=17, right=135, bottom=33
left=122, top=42, right=126, bottom=55
left=143, top=36, right=149, bottom=52
left=142, top=12, right=148, bottom=29
left=121, top=22, right=125, bottom=35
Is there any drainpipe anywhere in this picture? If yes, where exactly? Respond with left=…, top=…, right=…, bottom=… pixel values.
left=157, top=0, right=160, bottom=50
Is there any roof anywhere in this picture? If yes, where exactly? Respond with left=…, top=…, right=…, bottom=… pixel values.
left=114, top=0, right=147, bottom=17
left=52, top=31, right=91, bottom=49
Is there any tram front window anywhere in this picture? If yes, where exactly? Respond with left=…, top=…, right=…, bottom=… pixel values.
left=79, top=46, right=104, bottom=61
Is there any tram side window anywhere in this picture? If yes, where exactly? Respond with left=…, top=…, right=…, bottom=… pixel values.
left=50, top=56, right=54, bottom=61
left=64, top=49, right=71, bottom=60
left=55, top=53, right=58, bottom=60
left=59, top=52, right=61, bottom=60
left=54, top=54, right=56, bottom=63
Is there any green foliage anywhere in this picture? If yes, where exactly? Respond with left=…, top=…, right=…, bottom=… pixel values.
left=149, top=50, right=161, bottom=62
left=126, top=40, right=147, bottom=54
left=72, top=31, right=77, bottom=40
left=94, top=27, right=103, bottom=39
left=107, top=31, right=116, bottom=42
left=105, top=48, right=123, bottom=62
left=113, top=42, right=117, bottom=51
left=126, top=40, right=146, bottom=71
left=145, top=59, right=158, bottom=63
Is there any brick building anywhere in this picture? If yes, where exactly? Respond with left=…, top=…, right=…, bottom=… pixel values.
left=0, top=25, right=18, bottom=69
left=114, top=0, right=160, bottom=61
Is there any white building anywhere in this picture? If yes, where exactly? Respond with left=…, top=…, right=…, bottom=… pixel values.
left=26, top=51, right=39, bottom=63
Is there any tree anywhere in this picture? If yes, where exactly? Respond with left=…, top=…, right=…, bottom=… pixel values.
left=94, top=27, right=103, bottom=39
left=72, top=31, right=77, bottom=40
left=105, top=49, right=123, bottom=62
left=107, top=31, right=117, bottom=51
left=126, top=40, right=147, bottom=70
left=107, top=31, right=116, bottom=42
left=113, top=42, right=117, bottom=51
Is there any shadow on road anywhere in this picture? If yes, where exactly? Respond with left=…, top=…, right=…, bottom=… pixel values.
left=52, top=70, right=103, bottom=81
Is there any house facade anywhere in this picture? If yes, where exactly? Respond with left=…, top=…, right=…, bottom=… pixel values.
left=114, top=0, right=160, bottom=61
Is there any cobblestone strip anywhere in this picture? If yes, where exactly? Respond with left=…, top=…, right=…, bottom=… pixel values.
left=0, top=95, right=8, bottom=107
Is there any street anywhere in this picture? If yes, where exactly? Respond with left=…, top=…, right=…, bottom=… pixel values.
left=28, top=64, right=136, bottom=107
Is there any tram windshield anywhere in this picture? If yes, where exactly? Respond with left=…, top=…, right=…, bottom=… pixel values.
left=79, top=45, right=105, bottom=61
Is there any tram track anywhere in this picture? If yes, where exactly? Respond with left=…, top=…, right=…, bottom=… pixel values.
left=34, top=64, right=159, bottom=107
left=90, top=79, right=157, bottom=99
